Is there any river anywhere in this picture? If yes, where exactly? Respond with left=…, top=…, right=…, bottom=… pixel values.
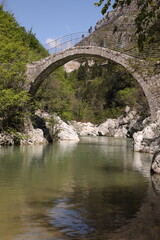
left=0, top=137, right=160, bottom=240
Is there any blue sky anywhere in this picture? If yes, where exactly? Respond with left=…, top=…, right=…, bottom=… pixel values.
left=3, top=0, right=104, bottom=45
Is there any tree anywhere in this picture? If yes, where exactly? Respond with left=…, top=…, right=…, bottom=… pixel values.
left=0, top=89, right=31, bottom=132
left=94, top=0, right=160, bottom=50
left=77, top=64, right=87, bottom=81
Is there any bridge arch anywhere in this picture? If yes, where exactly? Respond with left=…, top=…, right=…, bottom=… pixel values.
left=25, top=46, right=160, bottom=120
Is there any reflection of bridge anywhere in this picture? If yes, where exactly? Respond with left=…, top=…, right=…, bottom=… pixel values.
left=25, top=33, right=160, bottom=120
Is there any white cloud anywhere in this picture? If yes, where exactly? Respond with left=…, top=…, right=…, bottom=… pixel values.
left=45, top=37, right=60, bottom=49
left=45, top=37, right=73, bottom=52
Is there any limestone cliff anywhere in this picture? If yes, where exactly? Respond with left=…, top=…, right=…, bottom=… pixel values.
left=78, top=1, right=138, bottom=53
left=78, top=1, right=159, bottom=60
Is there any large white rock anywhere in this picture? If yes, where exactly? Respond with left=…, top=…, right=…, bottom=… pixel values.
left=35, top=110, right=79, bottom=141
left=21, top=129, right=48, bottom=145
left=114, top=126, right=128, bottom=138
left=0, top=133, right=14, bottom=145
left=118, top=108, right=138, bottom=125
left=133, top=121, right=160, bottom=153
left=64, top=60, right=80, bottom=73
left=70, top=121, right=99, bottom=136
left=55, top=117, right=79, bottom=141
left=98, top=119, right=119, bottom=136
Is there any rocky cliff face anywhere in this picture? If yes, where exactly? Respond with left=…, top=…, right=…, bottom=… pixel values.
left=64, top=60, right=80, bottom=73
left=78, top=1, right=139, bottom=53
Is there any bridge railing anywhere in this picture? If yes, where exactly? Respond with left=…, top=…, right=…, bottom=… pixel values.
left=43, top=32, right=89, bottom=54
left=43, top=31, right=160, bottom=61
left=97, top=39, right=160, bottom=61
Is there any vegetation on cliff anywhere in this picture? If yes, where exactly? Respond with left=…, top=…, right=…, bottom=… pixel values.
left=0, top=5, right=48, bottom=90
left=95, top=0, right=160, bottom=51
left=0, top=5, right=48, bottom=132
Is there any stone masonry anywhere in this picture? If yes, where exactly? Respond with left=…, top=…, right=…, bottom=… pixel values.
left=25, top=46, right=160, bottom=120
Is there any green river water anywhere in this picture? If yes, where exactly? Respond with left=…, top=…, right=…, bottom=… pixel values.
left=0, top=137, right=160, bottom=240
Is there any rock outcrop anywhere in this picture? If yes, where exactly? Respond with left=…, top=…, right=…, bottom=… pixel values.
left=35, top=110, right=79, bottom=141
left=54, top=117, right=79, bottom=141
left=98, top=118, right=119, bottom=136
left=70, top=121, right=99, bottom=136
left=0, top=108, right=159, bottom=154
left=21, top=128, right=48, bottom=145
left=64, top=60, right=80, bottom=73
left=98, top=106, right=141, bottom=138
left=78, top=1, right=138, bottom=53
left=0, top=133, right=14, bottom=146
left=133, top=111, right=160, bottom=153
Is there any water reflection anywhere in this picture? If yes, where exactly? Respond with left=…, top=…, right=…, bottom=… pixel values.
left=0, top=137, right=158, bottom=240
left=133, top=151, right=152, bottom=178
left=151, top=174, right=160, bottom=196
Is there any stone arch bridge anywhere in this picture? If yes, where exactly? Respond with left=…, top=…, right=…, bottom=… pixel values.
left=25, top=46, right=160, bottom=120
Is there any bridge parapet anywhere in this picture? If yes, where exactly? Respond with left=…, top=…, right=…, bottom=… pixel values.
left=43, top=32, right=160, bottom=61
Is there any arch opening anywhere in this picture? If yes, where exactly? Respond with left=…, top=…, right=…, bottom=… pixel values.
left=26, top=46, right=155, bottom=119
left=32, top=61, right=150, bottom=124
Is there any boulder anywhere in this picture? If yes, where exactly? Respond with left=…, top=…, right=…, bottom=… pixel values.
left=35, top=110, right=79, bottom=141
left=133, top=111, right=160, bottom=153
left=70, top=121, right=99, bottom=136
left=127, top=119, right=144, bottom=138
left=64, top=60, right=80, bottom=73
left=0, top=133, right=14, bottom=145
left=55, top=117, right=79, bottom=141
left=118, top=107, right=139, bottom=126
left=97, top=107, right=140, bottom=138
left=21, top=129, right=48, bottom=145
left=98, top=118, right=119, bottom=136
left=114, top=125, right=128, bottom=138
left=31, top=114, right=53, bottom=142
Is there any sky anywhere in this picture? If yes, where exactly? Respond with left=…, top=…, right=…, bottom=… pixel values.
left=2, top=0, right=104, bottom=46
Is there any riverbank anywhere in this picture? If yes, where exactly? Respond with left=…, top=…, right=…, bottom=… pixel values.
left=0, top=106, right=159, bottom=153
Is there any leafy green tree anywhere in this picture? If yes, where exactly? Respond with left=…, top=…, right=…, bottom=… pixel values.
left=0, top=4, right=49, bottom=134
left=77, top=64, right=87, bottom=81
left=0, top=5, right=48, bottom=90
left=0, top=89, right=30, bottom=132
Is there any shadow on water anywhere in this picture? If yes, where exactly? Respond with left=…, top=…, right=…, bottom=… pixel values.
left=0, top=137, right=159, bottom=240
